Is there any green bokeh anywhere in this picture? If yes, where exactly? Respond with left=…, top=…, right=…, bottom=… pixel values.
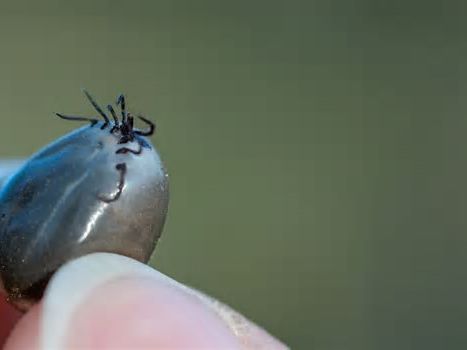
left=1, top=1, right=467, bottom=348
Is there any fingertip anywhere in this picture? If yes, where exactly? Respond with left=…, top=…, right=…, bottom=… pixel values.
left=0, top=296, right=22, bottom=348
left=30, top=253, right=287, bottom=349
left=65, top=277, right=241, bottom=349
left=41, top=253, right=241, bottom=349
left=3, top=303, right=41, bottom=350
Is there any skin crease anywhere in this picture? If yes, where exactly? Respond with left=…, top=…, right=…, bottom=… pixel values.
left=1, top=257, right=288, bottom=350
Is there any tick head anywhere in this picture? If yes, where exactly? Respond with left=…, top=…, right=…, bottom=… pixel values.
left=111, top=111, right=136, bottom=144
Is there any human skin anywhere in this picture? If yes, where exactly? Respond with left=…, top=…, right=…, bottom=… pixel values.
left=0, top=253, right=288, bottom=349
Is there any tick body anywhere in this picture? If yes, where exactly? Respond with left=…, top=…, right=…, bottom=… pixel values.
left=0, top=91, right=169, bottom=309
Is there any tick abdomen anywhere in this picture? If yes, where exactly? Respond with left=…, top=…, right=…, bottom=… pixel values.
left=0, top=121, right=168, bottom=305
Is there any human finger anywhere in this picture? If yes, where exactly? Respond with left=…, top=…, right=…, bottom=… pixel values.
left=5, top=253, right=288, bottom=349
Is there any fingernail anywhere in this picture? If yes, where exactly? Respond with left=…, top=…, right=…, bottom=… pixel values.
left=39, top=253, right=241, bottom=350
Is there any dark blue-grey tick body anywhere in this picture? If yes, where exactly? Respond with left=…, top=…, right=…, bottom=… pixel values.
left=0, top=91, right=169, bottom=309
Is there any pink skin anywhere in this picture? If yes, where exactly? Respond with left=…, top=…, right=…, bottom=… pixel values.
left=0, top=272, right=286, bottom=349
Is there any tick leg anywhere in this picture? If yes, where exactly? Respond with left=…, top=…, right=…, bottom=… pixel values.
left=116, top=142, right=142, bottom=155
left=55, top=113, right=98, bottom=126
left=116, top=94, right=127, bottom=123
left=134, top=115, right=155, bottom=136
left=107, top=105, right=119, bottom=125
left=82, top=89, right=110, bottom=129
left=98, top=163, right=127, bottom=203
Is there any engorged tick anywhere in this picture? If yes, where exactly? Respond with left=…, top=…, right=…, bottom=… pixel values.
left=0, top=90, right=169, bottom=310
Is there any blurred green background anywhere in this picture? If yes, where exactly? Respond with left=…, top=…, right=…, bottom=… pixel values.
left=1, top=0, right=467, bottom=348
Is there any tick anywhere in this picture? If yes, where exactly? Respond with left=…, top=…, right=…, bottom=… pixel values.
left=0, top=90, right=169, bottom=310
